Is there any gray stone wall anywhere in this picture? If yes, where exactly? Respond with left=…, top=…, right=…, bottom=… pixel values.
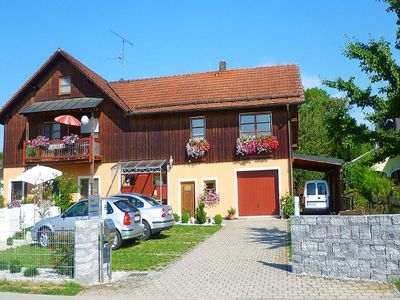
left=291, top=215, right=400, bottom=282
left=74, top=219, right=102, bottom=285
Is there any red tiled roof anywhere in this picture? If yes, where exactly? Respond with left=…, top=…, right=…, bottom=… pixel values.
left=109, top=65, right=304, bottom=113
left=0, top=49, right=304, bottom=119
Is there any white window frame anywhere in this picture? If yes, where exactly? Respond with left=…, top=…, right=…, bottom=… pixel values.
left=59, top=76, right=72, bottom=95
left=77, top=176, right=101, bottom=199
left=190, top=116, right=206, bottom=140
left=8, top=179, right=27, bottom=202
left=201, top=177, right=218, bottom=194
left=239, top=111, right=272, bottom=136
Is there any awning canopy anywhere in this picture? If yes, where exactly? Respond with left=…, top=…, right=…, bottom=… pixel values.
left=293, top=153, right=344, bottom=172
left=19, top=97, right=103, bottom=115
left=112, top=160, right=167, bottom=174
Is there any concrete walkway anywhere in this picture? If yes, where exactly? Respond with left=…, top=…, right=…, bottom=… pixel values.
left=3, top=218, right=399, bottom=299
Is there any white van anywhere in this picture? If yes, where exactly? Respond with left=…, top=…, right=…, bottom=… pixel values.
left=304, top=180, right=330, bottom=210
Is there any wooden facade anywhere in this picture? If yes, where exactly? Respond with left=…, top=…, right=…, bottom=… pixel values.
left=2, top=54, right=299, bottom=168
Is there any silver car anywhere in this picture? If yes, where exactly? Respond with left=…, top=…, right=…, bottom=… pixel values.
left=113, top=193, right=174, bottom=240
left=31, top=197, right=144, bottom=250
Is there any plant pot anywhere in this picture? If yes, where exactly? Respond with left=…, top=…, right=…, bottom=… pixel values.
left=229, top=213, right=235, bottom=220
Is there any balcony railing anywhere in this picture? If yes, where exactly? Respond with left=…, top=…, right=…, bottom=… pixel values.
left=23, top=138, right=101, bottom=163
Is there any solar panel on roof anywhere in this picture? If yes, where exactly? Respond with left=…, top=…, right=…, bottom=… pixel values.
left=19, top=97, right=103, bottom=114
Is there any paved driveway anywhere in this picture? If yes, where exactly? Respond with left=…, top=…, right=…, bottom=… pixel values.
left=80, top=218, right=397, bottom=299
left=4, top=218, right=399, bottom=299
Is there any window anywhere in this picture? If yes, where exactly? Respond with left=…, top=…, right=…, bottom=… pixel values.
left=391, top=170, right=400, bottom=185
left=190, top=117, right=206, bottom=140
left=65, top=201, right=88, bottom=217
left=106, top=203, right=114, bottom=214
left=306, top=183, right=316, bottom=196
left=10, top=181, right=27, bottom=202
left=203, top=179, right=216, bottom=193
left=79, top=177, right=99, bottom=198
left=44, top=123, right=61, bottom=140
left=317, top=183, right=327, bottom=195
left=240, top=112, right=272, bottom=136
left=59, top=76, right=72, bottom=95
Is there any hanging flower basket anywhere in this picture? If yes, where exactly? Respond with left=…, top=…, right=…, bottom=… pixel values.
left=29, top=136, right=50, bottom=149
left=199, top=188, right=220, bottom=206
left=186, top=139, right=211, bottom=159
left=236, top=135, right=279, bottom=156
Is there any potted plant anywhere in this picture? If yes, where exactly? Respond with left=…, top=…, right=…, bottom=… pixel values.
left=186, top=138, right=211, bottom=159
left=29, top=135, right=50, bottom=156
left=62, top=134, right=79, bottom=146
left=227, top=207, right=236, bottom=220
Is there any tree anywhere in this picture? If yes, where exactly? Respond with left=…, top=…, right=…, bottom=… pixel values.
left=294, top=88, right=371, bottom=192
left=52, top=176, right=78, bottom=213
left=324, top=0, right=400, bottom=161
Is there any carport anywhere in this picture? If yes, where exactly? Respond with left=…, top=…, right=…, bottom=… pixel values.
left=292, top=153, right=344, bottom=213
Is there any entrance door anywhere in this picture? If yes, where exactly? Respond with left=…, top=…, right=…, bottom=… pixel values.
left=181, top=182, right=195, bottom=216
left=237, top=170, right=279, bottom=216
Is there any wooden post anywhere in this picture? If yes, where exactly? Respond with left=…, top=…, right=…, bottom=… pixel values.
left=89, top=111, right=95, bottom=196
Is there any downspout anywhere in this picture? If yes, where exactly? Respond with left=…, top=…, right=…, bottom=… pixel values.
left=286, top=104, right=293, bottom=195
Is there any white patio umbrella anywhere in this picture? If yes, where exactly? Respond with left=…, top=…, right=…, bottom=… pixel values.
left=16, top=165, right=62, bottom=185
left=16, top=165, right=62, bottom=222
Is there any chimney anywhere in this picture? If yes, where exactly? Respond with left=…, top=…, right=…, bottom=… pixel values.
left=219, top=61, right=226, bottom=71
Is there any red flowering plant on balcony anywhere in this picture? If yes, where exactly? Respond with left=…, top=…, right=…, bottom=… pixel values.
left=236, top=135, right=279, bottom=156
left=62, top=134, right=79, bottom=146
left=199, top=187, right=220, bottom=207
left=186, top=138, right=211, bottom=159
left=29, top=136, right=50, bottom=149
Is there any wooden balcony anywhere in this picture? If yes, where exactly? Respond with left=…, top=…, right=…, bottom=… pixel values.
left=23, top=138, right=101, bottom=163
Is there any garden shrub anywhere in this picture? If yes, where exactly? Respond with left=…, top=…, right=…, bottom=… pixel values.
left=344, top=163, right=400, bottom=213
left=173, top=213, right=180, bottom=222
left=9, top=260, right=22, bottom=273
left=0, top=260, right=9, bottom=270
left=23, top=267, right=39, bottom=277
left=280, top=194, right=294, bottom=219
left=214, top=214, right=223, bottom=225
left=181, top=212, right=190, bottom=224
left=195, top=202, right=207, bottom=224
left=52, top=176, right=78, bottom=213
left=6, top=237, right=13, bottom=246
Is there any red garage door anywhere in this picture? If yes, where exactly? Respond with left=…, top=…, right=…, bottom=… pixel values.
left=237, top=170, right=279, bottom=216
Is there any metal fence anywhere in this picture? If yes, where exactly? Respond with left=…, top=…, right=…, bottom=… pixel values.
left=0, top=228, right=75, bottom=279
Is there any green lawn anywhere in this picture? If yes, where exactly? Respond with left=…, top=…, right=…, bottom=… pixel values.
left=0, top=280, right=83, bottom=296
left=112, top=225, right=221, bottom=271
left=0, top=245, right=54, bottom=268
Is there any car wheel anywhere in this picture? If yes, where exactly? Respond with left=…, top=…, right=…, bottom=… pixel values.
left=38, top=227, right=51, bottom=247
left=112, top=230, right=122, bottom=250
left=140, top=220, right=151, bottom=241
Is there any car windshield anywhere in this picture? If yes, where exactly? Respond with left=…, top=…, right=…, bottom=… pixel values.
left=138, top=195, right=161, bottom=206
left=113, top=200, right=137, bottom=212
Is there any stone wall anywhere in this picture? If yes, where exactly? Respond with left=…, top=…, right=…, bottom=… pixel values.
left=74, top=219, right=102, bottom=285
left=291, top=215, right=400, bottom=282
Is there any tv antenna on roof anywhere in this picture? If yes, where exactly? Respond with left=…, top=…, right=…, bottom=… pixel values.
left=111, top=30, right=133, bottom=80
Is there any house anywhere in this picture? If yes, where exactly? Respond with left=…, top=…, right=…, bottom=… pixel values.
left=0, top=48, right=305, bottom=217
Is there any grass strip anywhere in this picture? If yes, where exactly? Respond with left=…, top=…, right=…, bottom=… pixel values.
left=112, top=224, right=221, bottom=271
left=0, top=279, right=83, bottom=296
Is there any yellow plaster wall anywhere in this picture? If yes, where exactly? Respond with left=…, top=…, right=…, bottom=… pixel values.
left=3, top=163, right=120, bottom=204
left=167, top=159, right=290, bottom=217
left=3, top=167, right=26, bottom=204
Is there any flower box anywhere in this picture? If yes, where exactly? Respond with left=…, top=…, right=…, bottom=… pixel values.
left=186, top=139, right=211, bottom=159
left=236, top=135, right=279, bottom=156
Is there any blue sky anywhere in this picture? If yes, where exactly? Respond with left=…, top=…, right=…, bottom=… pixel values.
left=0, top=0, right=397, bottom=150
